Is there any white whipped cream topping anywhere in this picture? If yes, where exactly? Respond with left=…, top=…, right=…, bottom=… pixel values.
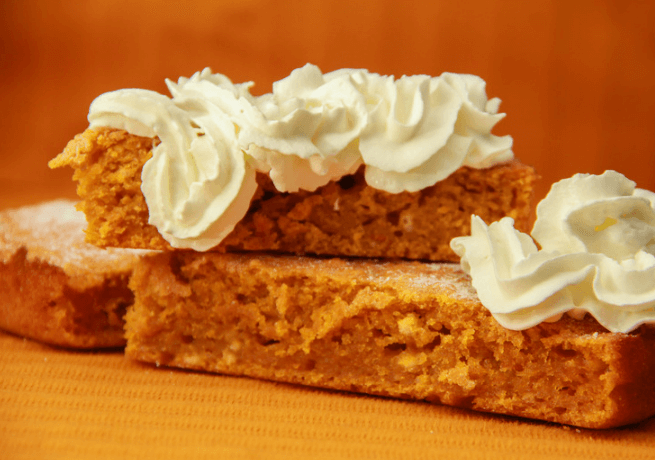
left=237, top=64, right=366, bottom=192
left=166, top=68, right=256, bottom=120
left=451, top=170, right=655, bottom=333
left=87, top=64, right=513, bottom=250
left=88, top=88, right=257, bottom=251
left=330, top=69, right=513, bottom=193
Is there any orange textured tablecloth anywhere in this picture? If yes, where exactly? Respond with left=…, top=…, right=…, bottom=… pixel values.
left=2, top=328, right=655, bottom=460
left=2, top=177, right=655, bottom=460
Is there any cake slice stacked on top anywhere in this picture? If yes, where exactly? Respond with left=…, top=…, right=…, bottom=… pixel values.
left=50, top=65, right=536, bottom=260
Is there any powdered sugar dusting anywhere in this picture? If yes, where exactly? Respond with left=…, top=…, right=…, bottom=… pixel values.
left=251, top=253, right=479, bottom=302
left=405, top=263, right=478, bottom=300
left=366, top=261, right=479, bottom=301
left=0, top=199, right=148, bottom=276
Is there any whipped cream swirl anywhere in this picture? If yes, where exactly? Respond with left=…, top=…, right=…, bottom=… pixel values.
left=166, top=68, right=256, bottom=120
left=89, top=88, right=257, bottom=251
left=237, top=64, right=366, bottom=192
left=451, top=171, right=655, bottom=333
left=333, top=70, right=513, bottom=193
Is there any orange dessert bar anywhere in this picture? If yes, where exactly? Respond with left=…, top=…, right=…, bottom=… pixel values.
left=125, top=251, right=655, bottom=429
left=50, top=128, right=536, bottom=261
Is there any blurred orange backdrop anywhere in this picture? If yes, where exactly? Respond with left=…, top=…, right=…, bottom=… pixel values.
left=1, top=0, right=654, bottom=208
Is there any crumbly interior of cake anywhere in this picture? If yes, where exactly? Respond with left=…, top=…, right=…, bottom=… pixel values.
left=126, top=252, right=655, bottom=428
left=51, top=128, right=537, bottom=261
left=0, top=247, right=132, bottom=348
left=49, top=130, right=162, bottom=251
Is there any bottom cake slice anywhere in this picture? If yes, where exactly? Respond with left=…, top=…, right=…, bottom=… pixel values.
left=125, top=252, right=655, bottom=429
left=0, top=200, right=145, bottom=348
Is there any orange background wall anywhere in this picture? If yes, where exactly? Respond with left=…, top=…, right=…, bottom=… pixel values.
left=1, top=0, right=654, bottom=208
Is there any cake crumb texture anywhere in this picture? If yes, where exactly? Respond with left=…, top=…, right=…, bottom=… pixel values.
left=125, top=252, right=655, bottom=428
left=51, top=128, right=538, bottom=260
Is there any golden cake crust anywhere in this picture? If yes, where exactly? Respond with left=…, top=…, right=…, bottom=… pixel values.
left=0, top=200, right=144, bottom=348
left=125, top=251, right=655, bottom=429
left=50, top=128, right=537, bottom=261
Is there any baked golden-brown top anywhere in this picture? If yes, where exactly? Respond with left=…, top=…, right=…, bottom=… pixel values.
left=0, top=199, right=145, bottom=289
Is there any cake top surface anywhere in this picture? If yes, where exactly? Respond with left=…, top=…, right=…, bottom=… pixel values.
left=185, top=251, right=480, bottom=303
left=0, top=199, right=148, bottom=286
left=326, top=257, right=479, bottom=301
left=60, top=64, right=513, bottom=252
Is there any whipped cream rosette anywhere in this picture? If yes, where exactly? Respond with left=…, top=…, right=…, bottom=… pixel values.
left=165, top=67, right=257, bottom=123
left=441, top=73, right=514, bottom=169
left=350, top=71, right=513, bottom=193
left=88, top=88, right=257, bottom=251
left=236, top=64, right=366, bottom=192
left=451, top=170, right=655, bottom=333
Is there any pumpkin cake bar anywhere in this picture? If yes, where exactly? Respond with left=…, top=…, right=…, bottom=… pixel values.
left=50, top=128, right=536, bottom=262
left=49, top=65, right=537, bottom=260
left=125, top=251, right=655, bottom=429
left=0, top=200, right=146, bottom=348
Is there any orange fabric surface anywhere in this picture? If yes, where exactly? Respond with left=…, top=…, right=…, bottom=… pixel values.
left=2, top=329, right=655, bottom=460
